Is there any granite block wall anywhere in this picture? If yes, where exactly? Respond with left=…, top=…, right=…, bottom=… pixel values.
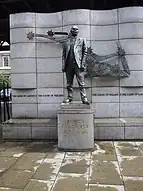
left=10, top=7, right=143, bottom=118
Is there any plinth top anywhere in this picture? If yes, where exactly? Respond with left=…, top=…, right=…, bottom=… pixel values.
left=59, top=102, right=91, bottom=109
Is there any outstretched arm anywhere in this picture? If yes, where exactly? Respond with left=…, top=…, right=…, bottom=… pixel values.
left=27, top=31, right=48, bottom=40
left=27, top=30, right=69, bottom=43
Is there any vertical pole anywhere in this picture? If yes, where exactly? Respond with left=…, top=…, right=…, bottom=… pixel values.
left=0, top=88, right=2, bottom=123
left=6, top=83, right=10, bottom=120
left=3, top=81, right=6, bottom=122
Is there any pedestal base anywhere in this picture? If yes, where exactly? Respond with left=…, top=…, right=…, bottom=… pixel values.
left=57, top=103, right=94, bottom=151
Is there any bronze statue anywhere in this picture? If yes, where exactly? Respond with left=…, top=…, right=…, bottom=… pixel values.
left=27, top=27, right=130, bottom=104
left=27, top=26, right=89, bottom=104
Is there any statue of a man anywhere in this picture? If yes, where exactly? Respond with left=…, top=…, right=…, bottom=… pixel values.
left=27, top=26, right=89, bottom=105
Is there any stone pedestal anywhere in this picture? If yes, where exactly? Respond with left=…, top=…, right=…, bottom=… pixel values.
left=57, top=103, right=94, bottom=151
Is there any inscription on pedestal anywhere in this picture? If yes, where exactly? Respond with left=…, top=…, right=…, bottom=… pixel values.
left=63, top=120, right=88, bottom=135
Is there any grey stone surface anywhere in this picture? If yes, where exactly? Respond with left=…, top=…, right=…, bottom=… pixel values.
left=119, top=7, right=143, bottom=23
left=123, top=55, right=143, bottom=71
left=120, top=103, right=143, bottom=117
left=119, top=23, right=143, bottom=39
left=63, top=74, right=91, bottom=88
left=37, top=57, right=62, bottom=73
left=3, top=118, right=143, bottom=140
left=10, top=13, right=35, bottom=28
left=58, top=103, right=94, bottom=150
left=120, top=39, right=143, bottom=55
left=60, top=103, right=91, bottom=110
left=3, top=125, right=31, bottom=140
left=62, top=25, right=90, bottom=40
left=10, top=28, right=36, bottom=44
left=91, top=25, right=118, bottom=41
left=37, top=73, right=63, bottom=88
left=64, top=88, right=92, bottom=102
left=11, top=43, right=36, bottom=58
left=12, top=104, right=38, bottom=118
left=11, top=74, right=36, bottom=89
left=7, top=118, right=57, bottom=124
left=94, top=126, right=99, bottom=140
left=32, top=126, right=57, bottom=139
left=97, top=126, right=124, bottom=140
left=36, top=12, right=62, bottom=27
left=91, top=40, right=117, bottom=55
left=36, top=42, right=62, bottom=58
left=38, top=103, right=60, bottom=118
left=92, top=87, right=119, bottom=103
left=12, top=89, right=37, bottom=104
left=10, top=10, right=143, bottom=119
left=120, top=88, right=143, bottom=103
left=125, top=126, right=143, bottom=139
left=120, top=71, right=143, bottom=87
left=63, top=9, right=90, bottom=25
left=92, top=77, right=119, bottom=87
left=38, top=88, right=64, bottom=103
left=95, top=118, right=124, bottom=126
left=11, top=58, right=36, bottom=73
left=92, top=103, right=119, bottom=118
left=91, top=9, right=118, bottom=25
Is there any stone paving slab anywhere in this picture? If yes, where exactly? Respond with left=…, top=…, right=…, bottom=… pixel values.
left=0, top=188, right=22, bottom=191
left=93, top=142, right=117, bottom=161
left=52, top=176, right=87, bottom=191
left=123, top=178, right=143, bottom=191
left=12, top=152, right=47, bottom=172
left=89, top=185, right=124, bottom=191
left=0, top=141, right=142, bottom=190
left=89, top=161, right=122, bottom=185
left=23, top=179, right=53, bottom=191
left=0, top=169, right=33, bottom=189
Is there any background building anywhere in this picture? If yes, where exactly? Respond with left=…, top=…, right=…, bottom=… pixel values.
left=0, top=50, right=10, bottom=74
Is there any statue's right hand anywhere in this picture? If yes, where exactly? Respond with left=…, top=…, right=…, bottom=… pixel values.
left=47, top=30, right=55, bottom=36
left=27, top=31, right=34, bottom=40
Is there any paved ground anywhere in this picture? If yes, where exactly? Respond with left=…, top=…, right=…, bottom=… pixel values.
left=0, top=142, right=142, bottom=190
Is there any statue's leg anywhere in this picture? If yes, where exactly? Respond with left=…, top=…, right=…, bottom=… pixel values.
left=75, top=70, right=89, bottom=104
left=65, top=67, right=74, bottom=101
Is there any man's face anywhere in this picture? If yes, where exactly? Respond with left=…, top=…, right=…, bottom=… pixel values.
left=70, top=26, right=79, bottom=37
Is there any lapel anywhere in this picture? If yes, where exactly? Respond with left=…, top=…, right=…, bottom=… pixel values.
left=65, top=37, right=81, bottom=58
left=74, top=38, right=80, bottom=49
left=66, top=38, right=70, bottom=54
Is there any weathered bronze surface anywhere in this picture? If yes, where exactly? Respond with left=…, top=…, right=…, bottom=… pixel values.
left=27, top=31, right=130, bottom=79
left=27, top=26, right=89, bottom=104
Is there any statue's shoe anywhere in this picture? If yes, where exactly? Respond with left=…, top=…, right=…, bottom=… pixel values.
left=82, top=100, right=90, bottom=105
left=63, top=98, right=72, bottom=104
left=82, top=98, right=90, bottom=105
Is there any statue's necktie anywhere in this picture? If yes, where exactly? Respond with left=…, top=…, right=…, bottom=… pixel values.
left=69, top=38, right=76, bottom=61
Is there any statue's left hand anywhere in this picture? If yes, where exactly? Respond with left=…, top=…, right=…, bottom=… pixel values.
left=27, top=31, right=34, bottom=40
left=117, top=48, right=125, bottom=57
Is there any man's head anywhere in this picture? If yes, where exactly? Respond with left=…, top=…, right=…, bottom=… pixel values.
left=70, top=25, right=79, bottom=37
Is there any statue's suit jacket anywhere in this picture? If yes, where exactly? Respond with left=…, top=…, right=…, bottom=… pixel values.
left=51, top=34, right=87, bottom=71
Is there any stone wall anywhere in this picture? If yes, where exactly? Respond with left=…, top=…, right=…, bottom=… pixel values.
left=10, top=7, right=143, bottom=118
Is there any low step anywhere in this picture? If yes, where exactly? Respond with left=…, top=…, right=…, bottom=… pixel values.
left=2, top=118, right=57, bottom=140
left=1, top=118, right=143, bottom=140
